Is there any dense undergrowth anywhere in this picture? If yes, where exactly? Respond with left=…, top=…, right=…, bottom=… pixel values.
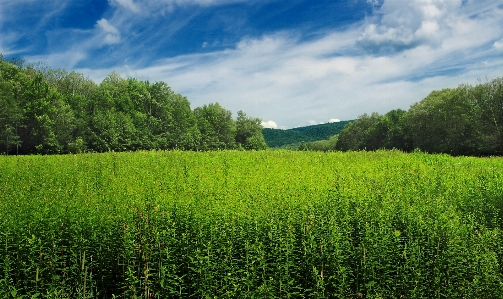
left=1, top=150, right=503, bottom=298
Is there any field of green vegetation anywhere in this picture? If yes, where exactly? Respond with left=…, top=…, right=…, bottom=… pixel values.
left=1, top=150, right=503, bottom=298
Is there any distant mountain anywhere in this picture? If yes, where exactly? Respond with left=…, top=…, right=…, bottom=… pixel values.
left=262, top=121, right=352, bottom=148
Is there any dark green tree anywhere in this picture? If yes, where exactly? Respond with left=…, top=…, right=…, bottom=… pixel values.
left=235, top=110, right=268, bottom=150
left=382, top=109, right=412, bottom=150
left=194, top=103, right=236, bottom=150
left=336, top=113, right=382, bottom=151
left=404, top=87, right=479, bottom=155
left=167, top=94, right=200, bottom=150
left=46, top=70, right=98, bottom=149
left=19, top=73, right=76, bottom=154
left=147, top=81, right=175, bottom=149
left=0, top=57, right=270, bottom=154
left=470, top=78, right=503, bottom=155
left=297, top=135, right=339, bottom=152
left=0, top=60, right=25, bottom=154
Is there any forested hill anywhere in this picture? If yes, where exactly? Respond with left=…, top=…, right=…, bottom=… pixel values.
left=263, top=121, right=352, bottom=148
left=0, top=57, right=267, bottom=154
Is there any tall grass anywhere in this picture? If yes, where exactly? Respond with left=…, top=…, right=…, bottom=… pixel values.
left=1, top=150, right=503, bottom=298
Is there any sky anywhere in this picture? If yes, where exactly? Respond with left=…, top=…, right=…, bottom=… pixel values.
left=1, top=0, right=503, bottom=129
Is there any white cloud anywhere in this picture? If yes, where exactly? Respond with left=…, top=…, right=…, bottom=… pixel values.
left=96, top=18, right=121, bottom=44
left=97, top=19, right=119, bottom=35
left=329, top=119, right=340, bottom=123
left=115, top=0, right=248, bottom=15
left=358, top=0, right=464, bottom=52
left=104, top=34, right=121, bottom=44
left=0, top=32, right=25, bottom=56
left=495, top=38, right=503, bottom=51
left=261, top=120, right=278, bottom=129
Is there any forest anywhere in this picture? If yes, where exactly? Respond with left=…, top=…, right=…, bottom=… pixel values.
left=2, top=54, right=503, bottom=157
left=298, top=77, right=503, bottom=156
left=0, top=56, right=267, bottom=155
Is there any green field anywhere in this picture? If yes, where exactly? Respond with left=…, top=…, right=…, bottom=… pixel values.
left=1, top=150, right=503, bottom=298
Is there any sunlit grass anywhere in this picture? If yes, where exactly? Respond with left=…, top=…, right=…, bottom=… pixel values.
left=1, top=150, right=503, bottom=298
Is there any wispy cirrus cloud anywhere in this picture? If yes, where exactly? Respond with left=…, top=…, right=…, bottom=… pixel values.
left=96, top=19, right=121, bottom=45
left=111, top=0, right=140, bottom=13
left=495, top=38, right=503, bottom=51
left=0, top=0, right=76, bottom=55
left=109, top=0, right=251, bottom=15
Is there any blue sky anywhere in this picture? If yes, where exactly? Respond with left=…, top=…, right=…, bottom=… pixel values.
left=2, top=0, right=503, bottom=128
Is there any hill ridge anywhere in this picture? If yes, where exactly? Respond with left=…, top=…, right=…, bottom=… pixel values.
left=262, top=120, right=352, bottom=148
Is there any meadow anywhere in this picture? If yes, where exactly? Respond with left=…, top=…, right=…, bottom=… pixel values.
left=1, top=150, right=503, bottom=298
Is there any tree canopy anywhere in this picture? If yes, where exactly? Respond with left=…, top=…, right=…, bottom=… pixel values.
left=0, top=57, right=267, bottom=154
left=333, top=78, right=503, bottom=156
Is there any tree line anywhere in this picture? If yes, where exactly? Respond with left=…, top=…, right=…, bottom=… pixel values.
left=0, top=57, right=267, bottom=155
left=301, top=77, right=503, bottom=156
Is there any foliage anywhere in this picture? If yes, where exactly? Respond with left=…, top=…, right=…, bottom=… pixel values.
left=404, top=87, right=480, bottom=155
left=1, top=150, right=503, bottom=298
left=335, top=77, right=503, bottom=156
left=298, top=134, right=339, bottom=151
left=193, top=103, right=236, bottom=150
left=336, top=110, right=411, bottom=152
left=0, top=58, right=267, bottom=154
left=235, top=111, right=268, bottom=150
left=469, top=78, right=503, bottom=155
